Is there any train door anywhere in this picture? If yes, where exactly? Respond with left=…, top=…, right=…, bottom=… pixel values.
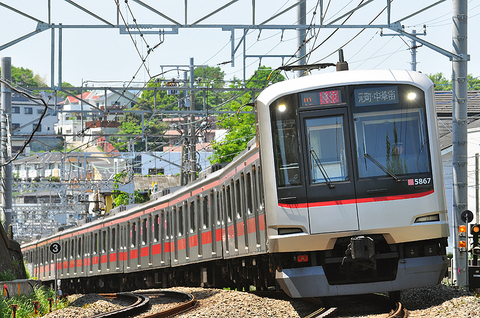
left=299, top=109, right=359, bottom=234
left=101, top=229, right=107, bottom=273
left=197, top=196, right=203, bottom=258
left=127, top=222, right=132, bottom=270
left=240, top=174, right=249, bottom=253
left=148, top=215, right=153, bottom=266
left=161, top=210, right=168, bottom=265
left=120, top=224, right=127, bottom=271
left=136, top=219, right=142, bottom=268
left=141, top=217, right=149, bottom=268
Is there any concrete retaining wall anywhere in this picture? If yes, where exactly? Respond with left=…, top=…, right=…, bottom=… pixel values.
left=1, top=279, right=42, bottom=297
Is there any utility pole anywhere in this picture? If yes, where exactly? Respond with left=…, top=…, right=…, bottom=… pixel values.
left=452, top=0, right=469, bottom=287
left=189, top=57, right=197, bottom=183
left=410, top=30, right=418, bottom=71
left=1, top=57, right=13, bottom=231
left=296, top=0, right=306, bottom=77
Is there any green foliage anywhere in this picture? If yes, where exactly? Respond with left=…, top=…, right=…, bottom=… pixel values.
left=427, top=72, right=480, bottom=91
left=112, top=172, right=150, bottom=206
left=0, top=286, right=68, bottom=318
left=209, top=66, right=285, bottom=164
left=113, top=99, right=167, bottom=152
left=0, top=270, right=16, bottom=281
left=209, top=101, right=256, bottom=163
left=10, top=66, right=46, bottom=89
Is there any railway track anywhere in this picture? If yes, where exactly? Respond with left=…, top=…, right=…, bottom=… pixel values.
left=95, top=290, right=196, bottom=318
left=249, top=290, right=408, bottom=318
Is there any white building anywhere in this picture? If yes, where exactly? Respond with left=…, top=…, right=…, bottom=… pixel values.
left=54, top=90, right=138, bottom=144
left=10, top=92, right=62, bottom=153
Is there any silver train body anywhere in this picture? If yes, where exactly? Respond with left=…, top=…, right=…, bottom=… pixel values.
left=22, top=69, right=449, bottom=297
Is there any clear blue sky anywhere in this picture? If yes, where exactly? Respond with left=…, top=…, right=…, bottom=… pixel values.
left=1, top=0, right=479, bottom=86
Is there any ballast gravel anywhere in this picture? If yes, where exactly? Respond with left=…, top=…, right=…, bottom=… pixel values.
left=41, top=283, right=480, bottom=318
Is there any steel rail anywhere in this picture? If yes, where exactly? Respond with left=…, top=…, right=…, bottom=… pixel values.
left=94, top=293, right=150, bottom=318
left=137, top=290, right=197, bottom=318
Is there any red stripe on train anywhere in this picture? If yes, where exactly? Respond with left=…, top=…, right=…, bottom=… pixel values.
left=278, top=190, right=434, bottom=208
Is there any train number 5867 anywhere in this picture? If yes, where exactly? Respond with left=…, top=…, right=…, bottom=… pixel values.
left=414, top=178, right=431, bottom=185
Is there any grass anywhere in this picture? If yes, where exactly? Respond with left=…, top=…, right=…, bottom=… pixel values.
left=0, top=286, right=68, bottom=318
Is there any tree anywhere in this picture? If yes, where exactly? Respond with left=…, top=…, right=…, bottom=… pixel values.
left=112, top=172, right=150, bottom=206
left=427, top=72, right=480, bottom=91
left=209, top=66, right=285, bottom=164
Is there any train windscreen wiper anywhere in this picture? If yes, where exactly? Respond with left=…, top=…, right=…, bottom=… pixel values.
left=310, top=149, right=335, bottom=188
left=364, top=153, right=400, bottom=182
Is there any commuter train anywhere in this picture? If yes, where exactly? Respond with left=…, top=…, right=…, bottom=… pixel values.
left=22, top=69, right=449, bottom=298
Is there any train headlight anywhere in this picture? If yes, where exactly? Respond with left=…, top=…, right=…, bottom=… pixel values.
left=407, top=92, right=417, bottom=100
left=414, top=214, right=439, bottom=223
left=278, top=104, right=286, bottom=112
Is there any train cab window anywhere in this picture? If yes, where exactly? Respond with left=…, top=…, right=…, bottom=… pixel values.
left=203, top=196, right=209, bottom=229
left=270, top=96, right=302, bottom=187
left=154, top=215, right=160, bottom=242
left=352, top=85, right=430, bottom=178
left=190, top=201, right=196, bottom=233
left=305, top=116, right=349, bottom=184
left=142, top=218, right=148, bottom=245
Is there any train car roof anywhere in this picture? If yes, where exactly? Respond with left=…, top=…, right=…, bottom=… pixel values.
left=257, top=69, right=433, bottom=106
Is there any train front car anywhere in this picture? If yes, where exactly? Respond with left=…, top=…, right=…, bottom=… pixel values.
left=256, top=69, right=449, bottom=298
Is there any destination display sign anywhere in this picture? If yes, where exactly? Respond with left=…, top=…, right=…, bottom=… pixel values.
left=354, top=86, right=399, bottom=107
left=301, top=89, right=341, bottom=107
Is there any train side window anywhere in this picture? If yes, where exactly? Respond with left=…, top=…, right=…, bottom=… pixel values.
left=77, top=238, right=82, bottom=258
left=111, top=228, right=116, bottom=251
left=71, top=239, right=75, bottom=259
left=132, top=223, right=137, bottom=247
left=178, top=205, right=184, bottom=237
left=101, top=231, right=106, bottom=253
left=94, top=233, right=98, bottom=254
left=252, top=166, right=258, bottom=213
left=142, top=218, right=148, bottom=245
left=235, top=179, right=242, bottom=219
left=226, top=185, right=232, bottom=222
left=258, top=166, right=264, bottom=206
left=216, top=191, right=221, bottom=225
left=203, top=195, right=209, bottom=229
left=154, top=214, right=160, bottom=242
left=246, top=172, right=253, bottom=214
left=190, top=200, right=196, bottom=233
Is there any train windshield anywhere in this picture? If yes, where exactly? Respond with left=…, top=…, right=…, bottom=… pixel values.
left=354, top=108, right=430, bottom=178
left=271, top=96, right=302, bottom=187
left=306, top=116, right=348, bottom=184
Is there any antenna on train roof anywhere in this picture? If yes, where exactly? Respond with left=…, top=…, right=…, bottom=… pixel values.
left=336, top=49, right=349, bottom=72
left=277, top=63, right=335, bottom=72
